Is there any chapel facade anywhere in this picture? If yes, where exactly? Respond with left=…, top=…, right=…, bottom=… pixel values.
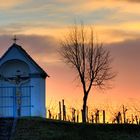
left=0, top=43, right=48, bottom=118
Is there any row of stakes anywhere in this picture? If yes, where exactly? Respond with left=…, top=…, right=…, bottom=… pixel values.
left=48, top=100, right=140, bottom=124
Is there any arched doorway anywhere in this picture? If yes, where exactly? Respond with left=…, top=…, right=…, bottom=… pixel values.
left=0, top=59, right=32, bottom=117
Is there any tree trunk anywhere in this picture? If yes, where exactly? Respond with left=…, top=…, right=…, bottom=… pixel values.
left=82, top=93, right=88, bottom=123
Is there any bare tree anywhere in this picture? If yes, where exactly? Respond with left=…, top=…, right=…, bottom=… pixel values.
left=60, top=24, right=116, bottom=123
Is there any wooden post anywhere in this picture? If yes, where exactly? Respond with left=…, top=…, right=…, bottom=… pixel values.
left=62, top=99, right=66, bottom=121
left=123, top=105, right=127, bottom=124
left=59, top=101, right=61, bottom=120
left=95, top=110, right=99, bottom=123
left=77, top=110, right=79, bottom=123
left=116, top=112, right=122, bottom=124
left=135, top=115, right=138, bottom=125
left=72, top=108, right=76, bottom=122
left=64, top=105, right=66, bottom=121
left=48, top=109, right=51, bottom=119
left=132, top=114, right=134, bottom=124
left=71, top=108, right=75, bottom=122
left=98, top=110, right=100, bottom=123
left=62, top=99, right=64, bottom=120
left=95, top=112, right=97, bottom=123
left=103, top=110, right=105, bottom=124
left=91, top=115, right=94, bottom=123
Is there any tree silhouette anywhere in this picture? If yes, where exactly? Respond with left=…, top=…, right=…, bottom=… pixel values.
left=60, top=24, right=116, bottom=123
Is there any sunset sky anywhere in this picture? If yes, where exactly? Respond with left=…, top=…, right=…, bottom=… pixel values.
left=0, top=0, right=140, bottom=118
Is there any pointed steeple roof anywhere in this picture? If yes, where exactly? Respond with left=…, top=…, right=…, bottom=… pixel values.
left=0, top=43, right=49, bottom=78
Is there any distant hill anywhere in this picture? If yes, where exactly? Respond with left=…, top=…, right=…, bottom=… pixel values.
left=11, top=117, right=140, bottom=140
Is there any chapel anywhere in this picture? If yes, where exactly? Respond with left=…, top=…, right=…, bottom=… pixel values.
left=0, top=42, right=48, bottom=118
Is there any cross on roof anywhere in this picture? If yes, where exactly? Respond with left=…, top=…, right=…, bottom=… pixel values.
left=12, top=35, right=19, bottom=44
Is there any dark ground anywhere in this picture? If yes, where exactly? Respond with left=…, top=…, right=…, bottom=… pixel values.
left=11, top=117, right=140, bottom=140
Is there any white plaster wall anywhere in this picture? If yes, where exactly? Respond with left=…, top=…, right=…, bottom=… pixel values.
left=39, top=78, right=46, bottom=117
left=30, top=78, right=46, bottom=117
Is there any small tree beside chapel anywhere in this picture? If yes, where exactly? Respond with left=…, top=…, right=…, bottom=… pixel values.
left=60, top=24, right=116, bottom=123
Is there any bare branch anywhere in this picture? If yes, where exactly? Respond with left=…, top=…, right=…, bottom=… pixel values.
left=59, top=24, right=116, bottom=122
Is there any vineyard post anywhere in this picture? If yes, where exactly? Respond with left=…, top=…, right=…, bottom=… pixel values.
left=59, top=101, right=61, bottom=120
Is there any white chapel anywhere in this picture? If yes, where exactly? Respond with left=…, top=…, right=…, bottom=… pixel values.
left=0, top=43, right=48, bottom=118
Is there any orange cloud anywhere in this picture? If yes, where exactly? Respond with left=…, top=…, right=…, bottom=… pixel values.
left=9, top=22, right=139, bottom=44
left=0, top=0, right=29, bottom=9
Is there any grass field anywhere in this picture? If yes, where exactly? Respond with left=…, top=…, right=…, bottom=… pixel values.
left=11, top=117, right=140, bottom=140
